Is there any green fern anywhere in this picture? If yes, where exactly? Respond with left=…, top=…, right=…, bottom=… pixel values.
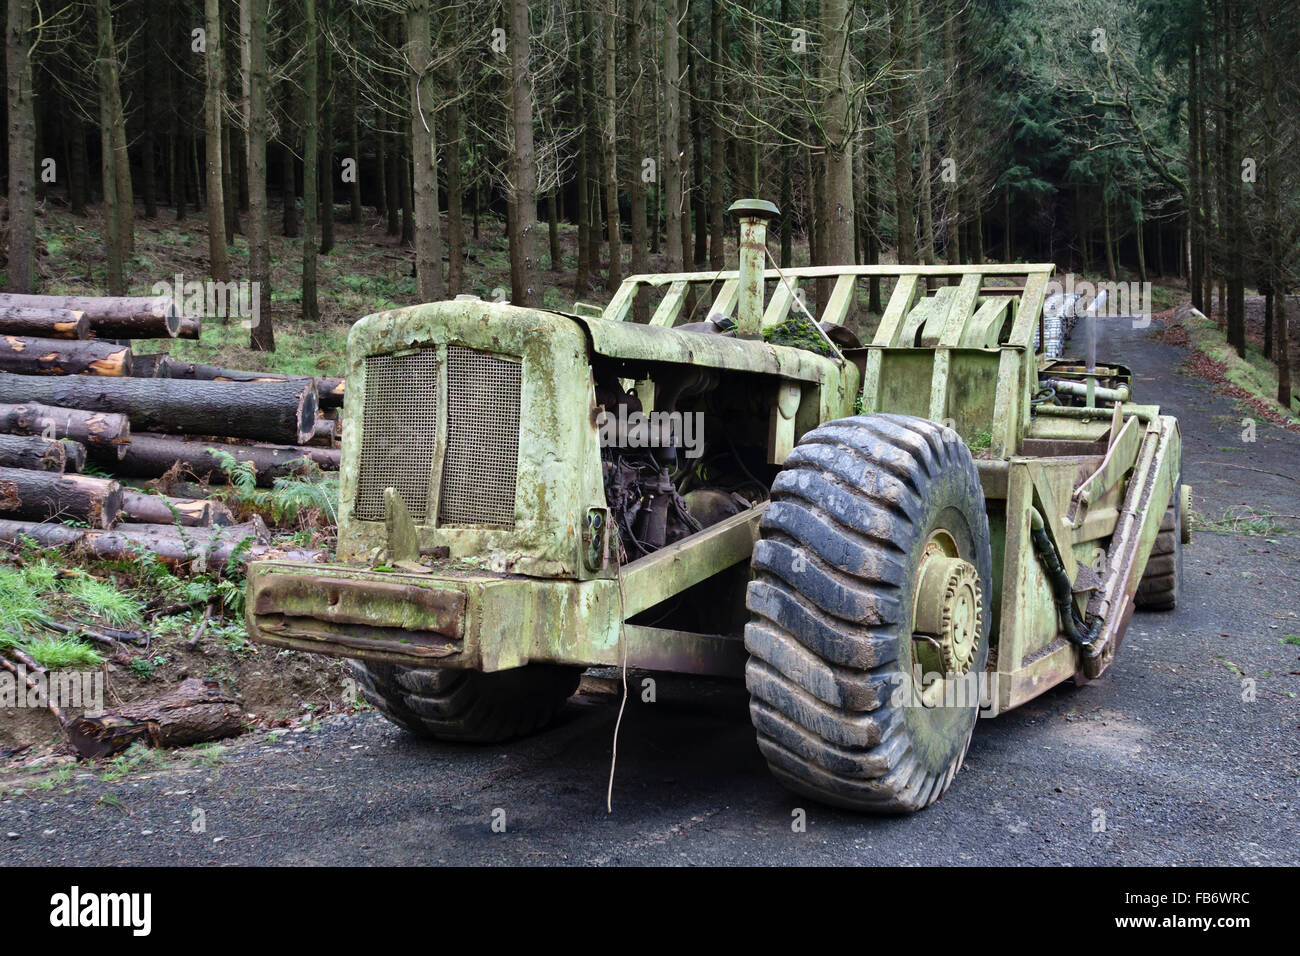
left=210, top=449, right=259, bottom=498
left=270, top=473, right=339, bottom=526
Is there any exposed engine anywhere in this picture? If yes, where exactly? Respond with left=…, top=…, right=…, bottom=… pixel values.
left=595, top=367, right=766, bottom=563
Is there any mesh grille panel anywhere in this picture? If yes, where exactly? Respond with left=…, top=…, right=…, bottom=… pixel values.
left=438, top=346, right=521, bottom=529
left=354, top=351, right=439, bottom=521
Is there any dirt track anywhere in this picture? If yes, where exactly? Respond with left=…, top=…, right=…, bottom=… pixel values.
left=2, top=316, right=1297, bottom=866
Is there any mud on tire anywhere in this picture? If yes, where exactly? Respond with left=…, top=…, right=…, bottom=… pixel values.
left=349, top=661, right=581, bottom=743
left=744, top=413, right=993, bottom=813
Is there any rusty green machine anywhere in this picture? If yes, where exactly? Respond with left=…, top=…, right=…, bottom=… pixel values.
left=245, top=199, right=1189, bottom=813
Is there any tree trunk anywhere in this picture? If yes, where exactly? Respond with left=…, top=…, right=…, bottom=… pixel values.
left=69, top=122, right=89, bottom=216
left=663, top=0, right=683, bottom=272
left=0, top=434, right=81, bottom=473
left=508, top=0, right=539, bottom=306
left=0, top=293, right=180, bottom=338
left=104, top=433, right=335, bottom=486
left=442, top=7, right=465, bottom=297
left=385, top=131, right=401, bottom=236
left=408, top=0, right=444, bottom=302
left=243, top=0, right=274, bottom=351
left=0, top=372, right=317, bottom=445
left=399, top=132, right=415, bottom=245
left=1188, top=51, right=1204, bottom=312
left=0, top=518, right=326, bottom=571
left=915, top=31, right=934, bottom=270
left=96, top=0, right=124, bottom=295
left=66, top=678, right=243, bottom=758
left=319, top=0, right=335, bottom=256
left=708, top=0, right=725, bottom=270
left=375, top=126, right=388, bottom=219
left=689, top=11, right=707, bottom=268
left=819, top=0, right=855, bottom=311
left=120, top=489, right=229, bottom=527
left=0, top=337, right=132, bottom=377
left=301, top=0, right=320, bottom=320
left=628, top=0, right=649, bottom=319
left=602, top=0, right=621, bottom=287
left=942, top=0, right=960, bottom=265
left=0, top=308, right=89, bottom=339
left=890, top=0, right=915, bottom=265
left=203, top=0, right=230, bottom=281
left=1102, top=187, right=1116, bottom=281
left=221, top=121, right=239, bottom=242
left=0, top=467, right=122, bottom=528
left=5, top=0, right=36, bottom=292
left=574, top=12, right=591, bottom=298
left=282, top=140, right=299, bottom=237
left=150, top=358, right=343, bottom=409
left=0, top=402, right=131, bottom=450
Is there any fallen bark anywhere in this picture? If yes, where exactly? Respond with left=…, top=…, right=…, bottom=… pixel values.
left=0, top=434, right=83, bottom=472
left=0, top=467, right=122, bottom=527
left=65, top=678, right=243, bottom=758
left=0, top=372, right=317, bottom=445
left=0, top=307, right=90, bottom=339
left=0, top=402, right=130, bottom=454
left=0, top=335, right=132, bottom=376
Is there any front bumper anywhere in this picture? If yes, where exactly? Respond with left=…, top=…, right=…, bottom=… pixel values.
left=246, top=559, right=622, bottom=672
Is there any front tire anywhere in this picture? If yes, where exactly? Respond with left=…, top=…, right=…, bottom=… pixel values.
left=744, top=414, right=993, bottom=813
left=349, top=661, right=580, bottom=743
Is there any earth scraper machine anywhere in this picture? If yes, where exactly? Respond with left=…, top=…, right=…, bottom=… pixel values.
left=245, top=200, right=1188, bottom=812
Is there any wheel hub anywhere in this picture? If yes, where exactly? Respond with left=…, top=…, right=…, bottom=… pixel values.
left=913, top=548, right=983, bottom=679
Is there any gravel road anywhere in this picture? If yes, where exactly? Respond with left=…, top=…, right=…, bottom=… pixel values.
left=3, top=317, right=1297, bottom=866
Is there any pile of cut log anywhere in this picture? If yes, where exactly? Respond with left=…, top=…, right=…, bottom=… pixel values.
left=0, top=292, right=341, bottom=566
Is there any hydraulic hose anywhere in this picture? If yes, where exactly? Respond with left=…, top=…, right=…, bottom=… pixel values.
left=1029, top=508, right=1104, bottom=654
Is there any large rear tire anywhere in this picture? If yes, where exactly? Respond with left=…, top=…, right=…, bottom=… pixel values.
left=744, top=414, right=993, bottom=813
left=1134, top=481, right=1184, bottom=612
left=349, top=661, right=581, bottom=743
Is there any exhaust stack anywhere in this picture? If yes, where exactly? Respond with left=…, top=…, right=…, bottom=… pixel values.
left=728, top=199, right=780, bottom=336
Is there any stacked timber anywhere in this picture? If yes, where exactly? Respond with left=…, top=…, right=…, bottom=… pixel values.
left=0, top=293, right=340, bottom=566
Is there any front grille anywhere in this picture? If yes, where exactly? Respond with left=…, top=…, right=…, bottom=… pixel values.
left=354, top=351, right=440, bottom=521
left=437, top=346, right=521, bottom=529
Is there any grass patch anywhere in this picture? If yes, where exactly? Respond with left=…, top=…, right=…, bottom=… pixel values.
left=1199, top=506, right=1288, bottom=536
left=64, top=577, right=144, bottom=629
left=24, top=636, right=104, bottom=669
left=1181, top=309, right=1300, bottom=424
